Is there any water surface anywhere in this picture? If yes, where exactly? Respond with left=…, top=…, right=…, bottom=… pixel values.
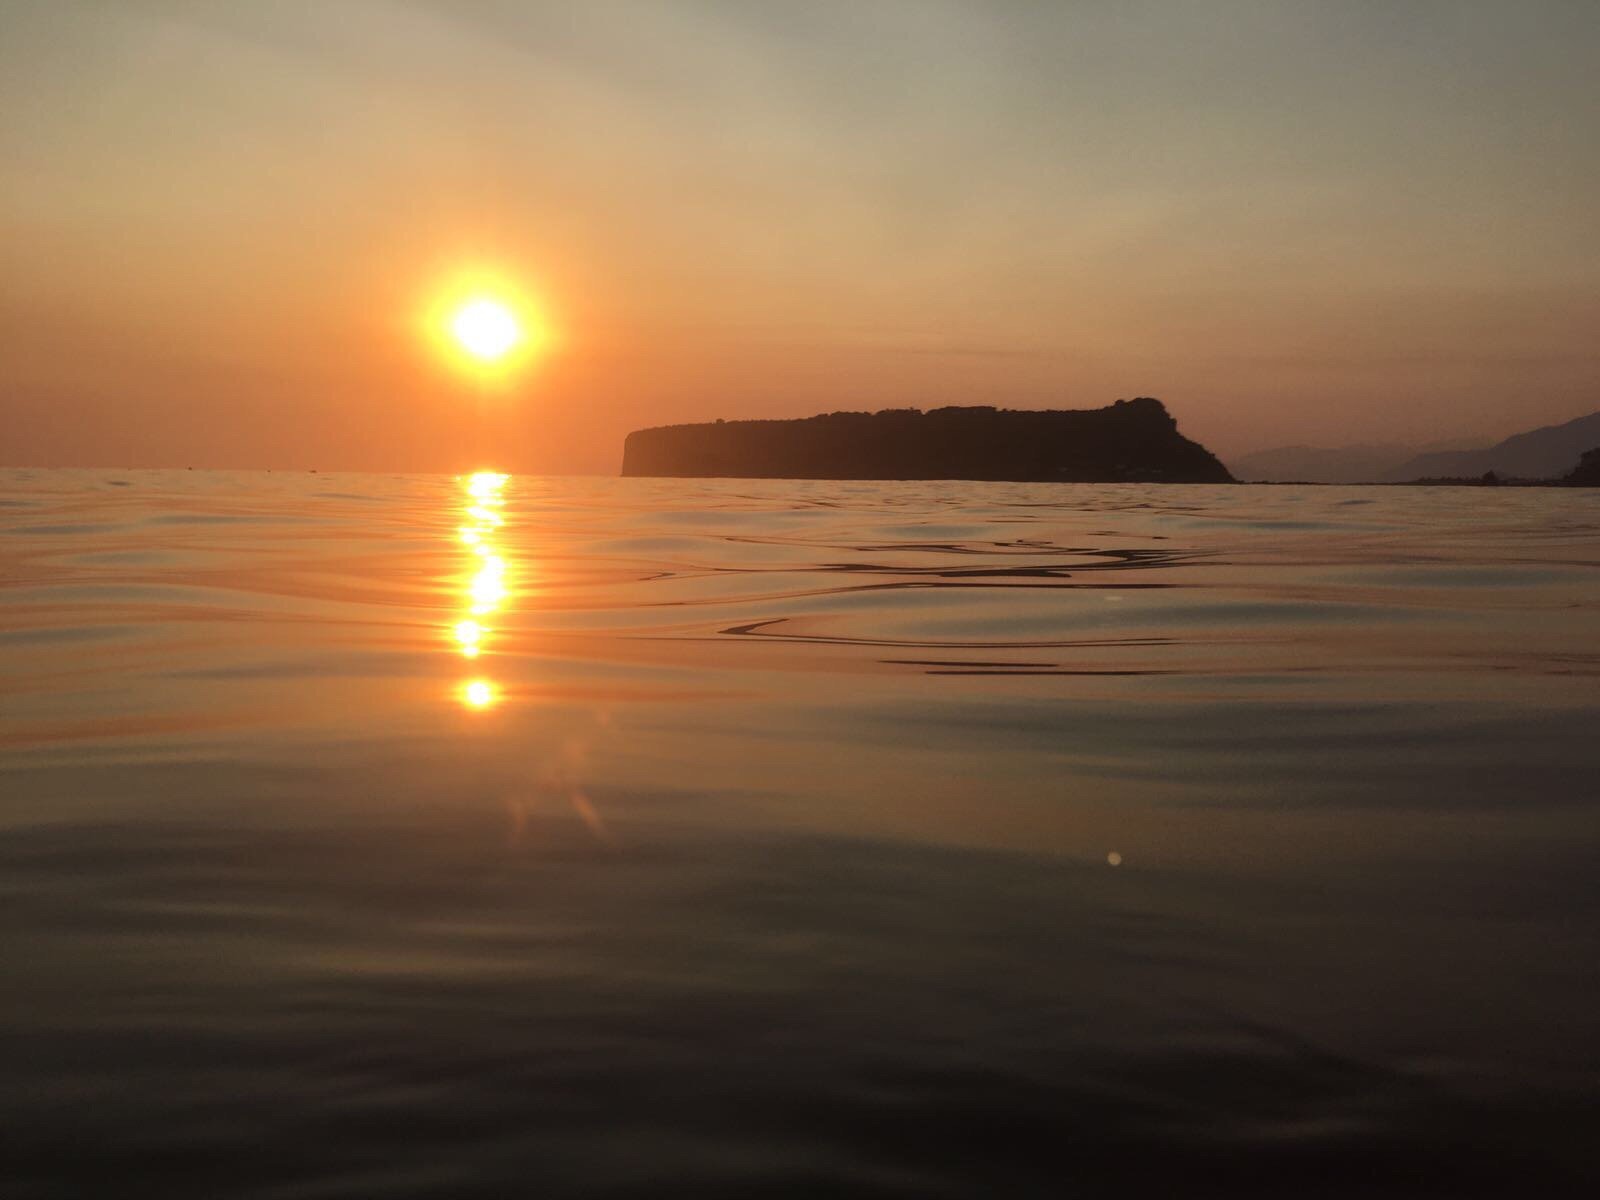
left=3, top=469, right=1598, bottom=1196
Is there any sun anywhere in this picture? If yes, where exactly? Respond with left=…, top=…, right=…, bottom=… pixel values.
left=423, top=269, right=553, bottom=379
left=451, top=298, right=521, bottom=362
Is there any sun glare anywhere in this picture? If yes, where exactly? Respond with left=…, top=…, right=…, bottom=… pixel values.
left=424, top=272, right=549, bottom=378
left=451, top=298, right=521, bottom=362
left=462, top=679, right=497, bottom=709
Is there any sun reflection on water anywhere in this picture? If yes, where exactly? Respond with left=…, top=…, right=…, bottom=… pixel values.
left=453, top=471, right=511, bottom=708
left=461, top=679, right=497, bottom=709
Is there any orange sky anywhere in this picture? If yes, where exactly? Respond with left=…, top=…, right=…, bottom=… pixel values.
left=3, top=1, right=1598, bottom=473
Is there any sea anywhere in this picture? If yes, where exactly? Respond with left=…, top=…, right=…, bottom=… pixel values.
left=3, top=468, right=1597, bottom=1197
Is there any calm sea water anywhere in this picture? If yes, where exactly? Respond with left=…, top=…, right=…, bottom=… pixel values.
left=3, top=468, right=1598, bottom=1197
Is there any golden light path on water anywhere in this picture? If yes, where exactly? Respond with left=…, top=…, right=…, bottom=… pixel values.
left=453, top=470, right=511, bottom=710
left=444, top=469, right=613, bottom=846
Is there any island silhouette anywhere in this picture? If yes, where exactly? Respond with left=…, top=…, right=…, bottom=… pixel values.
left=621, top=397, right=1234, bottom=483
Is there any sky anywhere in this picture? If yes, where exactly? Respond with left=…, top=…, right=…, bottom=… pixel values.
left=3, top=0, right=1598, bottom=473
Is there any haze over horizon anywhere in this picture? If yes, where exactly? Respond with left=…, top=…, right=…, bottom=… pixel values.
left=4, top=0, right=1598, bottom=474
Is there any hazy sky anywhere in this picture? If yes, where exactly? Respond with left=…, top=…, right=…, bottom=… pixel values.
left=3, top=0, right=1598, bottom=472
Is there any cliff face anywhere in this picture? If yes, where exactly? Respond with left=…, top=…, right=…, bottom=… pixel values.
left=621, top=398, right=1234, bottom=483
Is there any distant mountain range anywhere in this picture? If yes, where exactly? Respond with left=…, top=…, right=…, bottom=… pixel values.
left=1379, top=411, right=1600, bottom=481
left=1228, top=442, right=1468, bottom=484
left=1229, top=410, right=1600, bottom=483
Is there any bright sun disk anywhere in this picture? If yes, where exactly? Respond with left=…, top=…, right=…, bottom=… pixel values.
left=451, top=299, right=521, bottom=362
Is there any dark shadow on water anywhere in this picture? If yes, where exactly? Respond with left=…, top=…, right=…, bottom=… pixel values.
left=2, top=815, right=1596, bottom=1197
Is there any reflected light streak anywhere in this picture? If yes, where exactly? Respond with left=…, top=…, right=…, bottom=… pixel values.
left=451, top=471, right=513, bottom=707
left=454, top=619, right=484, bottom=658
left=466, top=471, right=509, bottom=499
left=462, top=679, right=497, bottom=709
left=469, top=571, right=507, bottom=614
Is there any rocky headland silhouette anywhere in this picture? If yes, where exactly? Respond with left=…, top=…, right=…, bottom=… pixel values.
left=1563, top=447, right=1600, bottom=486
left=621, top=398, right=1234, bottom=483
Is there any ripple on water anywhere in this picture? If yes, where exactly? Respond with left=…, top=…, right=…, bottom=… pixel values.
left=1, top=469, right=1597, bottom=1197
